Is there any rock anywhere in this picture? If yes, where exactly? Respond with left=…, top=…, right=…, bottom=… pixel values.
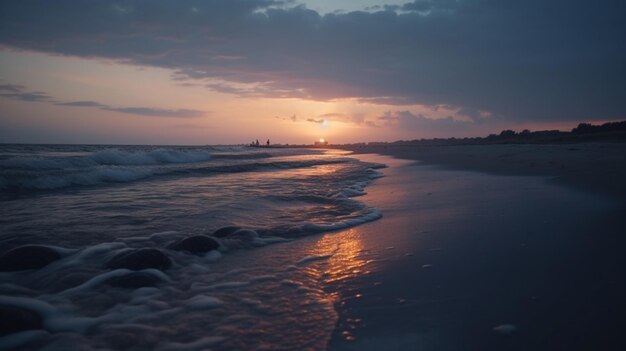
left=105, top=272, right=163, bottom=289
left=105, top=249, right=172, bottom=271
left=211, top=226, right=241, bottom=238
left=0, top=304, right=43, bottom=336
left=167, top=235, right=219, bottom=254
left=0, top=245, right=61, bottom=272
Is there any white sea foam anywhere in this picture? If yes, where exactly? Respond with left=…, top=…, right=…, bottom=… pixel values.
left=0, top=295, right=111, bottom=333
left=0, top=149, right=212, bottom=170
left=12, top=167, right=156, bottom=190
left=297, top=254, right=334, bottom=265
left=208, top=281, right=250, bottom=290
left=184, top=295, right=224, bottom=309
left=60, top=269, right=169, bottom=295
left=90, top=149, right=212, bottom=166
left=288, top=208, right=383, bottom=234
left=0, top=146, right=387, bottom=350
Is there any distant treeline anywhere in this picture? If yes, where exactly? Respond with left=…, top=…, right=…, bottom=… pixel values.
left=343, top=120, right=626, bottom=146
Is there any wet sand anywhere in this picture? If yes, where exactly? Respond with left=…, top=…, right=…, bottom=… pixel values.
left=135, top=148, right=626, bottom=350
left=318, top=152, right=626, bottom=350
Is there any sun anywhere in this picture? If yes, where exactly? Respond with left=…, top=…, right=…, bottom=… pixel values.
left=319, top=138, right=325, bottom=143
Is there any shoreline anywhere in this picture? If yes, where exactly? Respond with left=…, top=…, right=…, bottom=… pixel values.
left=321, top=152, right=626, bottom=350
left=336, top=142, right=626, bottom=205
left=2, top=147, right=624, bottom=349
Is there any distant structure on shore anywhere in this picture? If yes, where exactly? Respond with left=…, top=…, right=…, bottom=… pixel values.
left=339, top=120, right=626, bottom=148
left=314, top=138, right=328, bottom=147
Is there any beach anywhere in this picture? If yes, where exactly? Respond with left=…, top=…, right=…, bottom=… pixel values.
left=2, top=1, right=625, bottom=350
left=1, top=143, right=625, bottom=350
left=322, top=143, right=626, bottom=350
left=340, top=142, right=626, bottom=202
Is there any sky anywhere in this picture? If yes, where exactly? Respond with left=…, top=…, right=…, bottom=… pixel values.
left=0, top=0, right=625, bottom=145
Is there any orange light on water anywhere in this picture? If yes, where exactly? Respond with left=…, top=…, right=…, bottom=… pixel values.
left=306, top=228, right=369, bottom=284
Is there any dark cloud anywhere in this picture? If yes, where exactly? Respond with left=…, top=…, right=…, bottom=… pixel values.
left=1, top=0, right=625, bottom=122
left=0, top=83, right=206, bottom=118
left=379, top=110, right=473, bottom=131
left=0, top=91, right=52, bottom=102
left=56, top=101, right=107, bottom=107
left=0, top=84, right=27, bottom=92
left=306, top=118, right=324, bottom=124
left=0, top=84, right=53, bottom=102
left=102, top=107, right=205, bottom=118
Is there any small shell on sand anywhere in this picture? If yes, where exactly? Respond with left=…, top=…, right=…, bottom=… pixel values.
left=493, top=324, right=517, bottom=334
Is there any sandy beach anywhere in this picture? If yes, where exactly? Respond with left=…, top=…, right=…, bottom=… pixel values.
left=310, top=145, right=626, bottom=350
left=339, top=142, right=626, bottom=203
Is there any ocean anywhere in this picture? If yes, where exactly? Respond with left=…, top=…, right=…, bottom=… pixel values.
left=0, top=144, right=386, bottom=350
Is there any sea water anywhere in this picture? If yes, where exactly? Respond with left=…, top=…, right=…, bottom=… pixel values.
left=0, top=144, right=385, bottom=350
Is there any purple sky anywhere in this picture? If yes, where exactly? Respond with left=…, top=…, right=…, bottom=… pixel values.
left=1, top=0, right=625, bottom=144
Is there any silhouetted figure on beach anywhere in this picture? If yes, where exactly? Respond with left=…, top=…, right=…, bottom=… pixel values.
left=266, top=139, right=270, bottom=146
left=255, top=139, right=259, bottom=146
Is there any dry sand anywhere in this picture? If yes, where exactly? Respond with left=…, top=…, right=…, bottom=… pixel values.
left=339, top=142, right=626, bottom=203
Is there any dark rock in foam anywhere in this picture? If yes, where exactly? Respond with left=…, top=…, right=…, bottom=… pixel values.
left=0, top=304, right=43, bottom=336
left=105, top=272, right=163, bottom=289
left=211, top=226, right=241, bottom=238
left=105, top=248, right=172, bottom=271
left=0, top=245, right=61, bottom=272
left=167, top=235, right=219, bottom=254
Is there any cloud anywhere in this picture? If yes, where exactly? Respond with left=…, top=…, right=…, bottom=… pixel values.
left=378, top=110, right=473, bottom=131
left=56, top=100, right=107, bottom=107
left=279, top=112, right=369, bottom=126
left=0, top=83, right=206, bottom=118
left=0, top=0, right=625, bottom=122
left=275, top=114, right=297, bottom=121
left=0, top=84, right=53, bottom=102
left=102, top=107, right=205, bottom=118
left=316, top=112, right=370, bottom=126
left=0, top=83, right=26, bottom=92
left=0, top=91, right=52, bottom=102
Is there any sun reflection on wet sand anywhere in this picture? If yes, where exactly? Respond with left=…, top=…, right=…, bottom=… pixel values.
left=294, top=228, right=377, bottom=343
left=304, top=229, right=372, bottom=284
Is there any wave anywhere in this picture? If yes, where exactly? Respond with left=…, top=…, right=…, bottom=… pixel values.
left=191, top=158, right=350, bottom=175
left=6, top=167, right=157, bottom=191
left=90, top=149, right=212, bottom=165
left=0, top=158, right=357, bottom=193
left=0, top=148, right=214, bottom=170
